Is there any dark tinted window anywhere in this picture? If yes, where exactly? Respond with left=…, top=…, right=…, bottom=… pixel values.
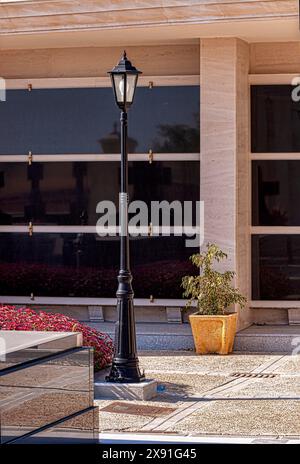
left=252, top=160, right=300, bottom=226
left=0, top=233, right=198, bottom=298
left=0, top=161, right=199, bottom=225
left=251, top=85, right=300, bottom=153
left=252, top=234, right=300, bottom=300
left=0, top=87, right=199, bottom=155
left=133, top=86, right=200, bottom=153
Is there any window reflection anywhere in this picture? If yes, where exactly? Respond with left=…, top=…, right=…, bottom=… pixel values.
left=0, top=87, right=200, bottom=154
left=99, top=122, right=138, bottom=154
left=251, top=85, right=300, bottom=153
left=0, top=233, right=198, bottom=298
left=252, top=161, right=300, bottom=226
left=0, top=161, right=199, bottom=225
left=252, top=235, right=300, bottom=300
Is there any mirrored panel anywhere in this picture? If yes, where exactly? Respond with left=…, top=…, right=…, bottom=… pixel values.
left=252, top=234, right=300, bottom=300
left=0, top=347, right=92, bottom=444
left=0, top=233, right=198, bottom=298
left=0, top=349, right=91, bottom=392
left=15, top=407, right=98, bottom=444
left=251, top=85, right=300, bottom=153
left=0, top=87, right=200, bottom=155
left=0, top=161, right=199, bottom=225
left=252, top=160, right=300, bottom=226
left=0, top=387, right=90, bottom=444
left=0, top=334, right=82, bottom=372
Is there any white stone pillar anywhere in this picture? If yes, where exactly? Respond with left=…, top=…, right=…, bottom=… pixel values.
left=200, top=38, right=251, bottom=330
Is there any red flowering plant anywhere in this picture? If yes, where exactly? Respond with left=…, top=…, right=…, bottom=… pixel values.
left=0, top=305, right=113, bottom=371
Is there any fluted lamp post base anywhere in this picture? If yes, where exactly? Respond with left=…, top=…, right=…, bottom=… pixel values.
left=105, top=362, right=145, bottom=384
left=106, top=294, right=145, bottom=383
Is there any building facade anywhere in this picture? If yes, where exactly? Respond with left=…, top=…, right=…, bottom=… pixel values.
left=0, top=0, right=299, bottom=332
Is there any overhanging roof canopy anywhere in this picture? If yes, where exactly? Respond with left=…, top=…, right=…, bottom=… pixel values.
left=0, top=0, right=298, bottom=48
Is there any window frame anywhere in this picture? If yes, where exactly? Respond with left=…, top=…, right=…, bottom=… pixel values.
left=250, top=74, right=300, bottom=307
left=0, top=75, right=200, bottom=306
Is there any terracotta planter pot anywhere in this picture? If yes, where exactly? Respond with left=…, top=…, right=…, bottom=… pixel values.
left=189, top=313, right=237, bottom=355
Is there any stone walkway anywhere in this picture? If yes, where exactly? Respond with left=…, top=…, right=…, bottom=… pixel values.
left=95, top=351, right=300, bottom=439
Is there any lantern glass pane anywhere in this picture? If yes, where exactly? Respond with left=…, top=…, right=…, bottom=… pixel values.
left=113, top=74, right=126, bottom=105
left=126, top=74, right=138, bottom=104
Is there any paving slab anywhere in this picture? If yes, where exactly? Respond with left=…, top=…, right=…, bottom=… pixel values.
left=96, top=351, right=300, bottom=438
left=139, top=351, right=278, bottom=375
left=172, top=400, right=300, bottom=437
left=218, top=377, right=300, bottom=399
left=273, top=355, right=300, bottom=374
left=97, top=399, right=177, bottom=433
left=152, top=373, right=229, bottom=397
left=99, top=432, right=300, bottom=444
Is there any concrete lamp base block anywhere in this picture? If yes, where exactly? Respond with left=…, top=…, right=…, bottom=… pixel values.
left=94, top=379, right=158, bottom=401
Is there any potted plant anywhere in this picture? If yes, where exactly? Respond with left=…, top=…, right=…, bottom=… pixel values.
left=182, top=243, right=247, bottom=355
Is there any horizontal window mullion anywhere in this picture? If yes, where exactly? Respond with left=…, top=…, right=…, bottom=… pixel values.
left=128, top=226, right=200, bottom=235
left=250, top=300, right=300, bottom=308
left=6, top=75, right=200, bottom=91
left=249, top=74, right=300, bottom=85
left=0, top=153, right=200, bottom=163
left=0, top=296, right=194, bottom=307
left=0, top=226, right=98, bottom=233
left=0, top=226, right=200, bottom=235
left=251, top=227, right=300, bottom=235
left=250, top=152, right=300, bottom=160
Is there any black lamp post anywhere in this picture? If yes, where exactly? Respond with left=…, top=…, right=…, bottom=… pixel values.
left=106, top=51, right=145, bottom=383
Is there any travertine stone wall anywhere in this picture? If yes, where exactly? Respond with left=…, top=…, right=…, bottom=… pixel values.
left=250, top=41, right=300, bottom=74
left=200, top=38, right=251, bottom=330
left=0, top=44, right=199, bottom=79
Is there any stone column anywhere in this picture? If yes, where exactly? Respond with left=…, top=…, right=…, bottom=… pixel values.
left=200, top=38, right=251, bottom=330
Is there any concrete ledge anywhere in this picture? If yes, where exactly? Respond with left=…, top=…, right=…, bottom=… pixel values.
left=234, top=325, right=300, bottom=353
left=91, top=322, right=300, bottom=353
left=94, top=379, right=158, bottom=401
left=234, top=334, right=294, bottom=353
left=89, top=322, right=194, bottom=351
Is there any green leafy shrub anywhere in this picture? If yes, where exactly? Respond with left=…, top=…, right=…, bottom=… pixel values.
left=182, top=243, right=247, bottom=315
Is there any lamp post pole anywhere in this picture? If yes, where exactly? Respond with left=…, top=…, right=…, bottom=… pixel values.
left=106, top=53, right=145, bottom=383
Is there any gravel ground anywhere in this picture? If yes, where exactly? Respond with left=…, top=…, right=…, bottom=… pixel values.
left=139, top=351, right=277, bottom=375
left=172, top=400, right=300, bottom=436
left=96, top=351, right=300, bottom=437
left=219, top=376, right=300, bottom=399
left=152, top=373, right=228, bottom=397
